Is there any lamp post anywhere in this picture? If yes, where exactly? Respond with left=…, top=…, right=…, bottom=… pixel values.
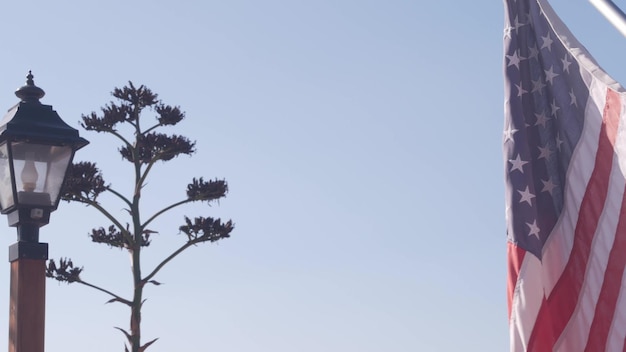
left=0, top=72, right=88, bottom=352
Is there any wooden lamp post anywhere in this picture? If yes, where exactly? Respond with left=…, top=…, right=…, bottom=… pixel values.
left=0, top=72, right=88, bottom=352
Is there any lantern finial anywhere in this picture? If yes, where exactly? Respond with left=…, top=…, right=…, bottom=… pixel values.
left=15, top=71, right=45, bottom=103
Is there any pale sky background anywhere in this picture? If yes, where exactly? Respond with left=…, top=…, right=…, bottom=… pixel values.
left=0, top=1, right=623, bottom=351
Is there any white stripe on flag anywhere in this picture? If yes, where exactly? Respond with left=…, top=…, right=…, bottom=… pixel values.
left=510, top=252, right=543, bottom=351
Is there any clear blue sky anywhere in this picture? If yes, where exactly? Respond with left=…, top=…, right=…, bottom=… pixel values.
left=0, top=1, right=621, bottom=351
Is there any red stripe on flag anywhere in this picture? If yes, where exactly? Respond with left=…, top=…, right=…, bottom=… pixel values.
left=585, top=186, right=626, bottom=351
left=585, top=92, right=626, bottom=349
left=507, top=242, right=526, bottom=318
left=527, top=88, right=621, bottom=351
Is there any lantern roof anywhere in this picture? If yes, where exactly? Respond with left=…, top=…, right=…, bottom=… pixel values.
left=0, top=72, right=88, bottom=150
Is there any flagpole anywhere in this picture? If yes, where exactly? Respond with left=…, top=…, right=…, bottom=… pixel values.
left=590, top=0, right=626, bottom=38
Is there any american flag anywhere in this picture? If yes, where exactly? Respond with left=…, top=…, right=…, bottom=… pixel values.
left=504, top=0, right=626, bottom=351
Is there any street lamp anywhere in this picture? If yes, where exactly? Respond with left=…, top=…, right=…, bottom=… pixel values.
left=0, top=72, right=88, bottom=352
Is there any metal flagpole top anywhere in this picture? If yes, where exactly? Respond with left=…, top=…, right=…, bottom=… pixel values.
left=590, top=0, right=626, bottom=38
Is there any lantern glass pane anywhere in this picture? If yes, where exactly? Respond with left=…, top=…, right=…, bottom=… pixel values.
left=0, top=143, right=14, bottom=211
left=10, top=142, right=72, bottom=207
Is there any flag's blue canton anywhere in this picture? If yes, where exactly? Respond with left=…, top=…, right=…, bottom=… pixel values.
left=504, top=0, right=588, bottom=259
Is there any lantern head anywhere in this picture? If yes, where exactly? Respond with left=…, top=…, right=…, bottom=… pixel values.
left=0, top=72, right=88, bottom=228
